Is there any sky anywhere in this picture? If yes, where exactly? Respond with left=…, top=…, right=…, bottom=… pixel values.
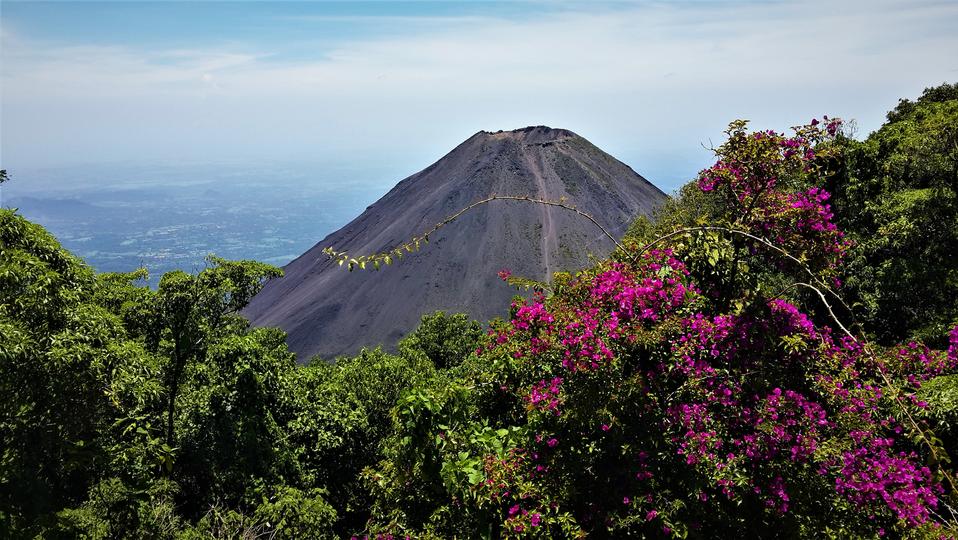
left=2, top=0, right=957, bottom=192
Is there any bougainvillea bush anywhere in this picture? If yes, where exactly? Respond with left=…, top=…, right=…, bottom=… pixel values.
left=363, top=119, right=958, bottom=539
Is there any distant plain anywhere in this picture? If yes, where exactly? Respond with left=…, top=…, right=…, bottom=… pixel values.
left=2, top=162, right=391, bottom=285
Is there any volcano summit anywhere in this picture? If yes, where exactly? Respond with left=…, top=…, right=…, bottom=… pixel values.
left=244, top=126, right=668, bottom=361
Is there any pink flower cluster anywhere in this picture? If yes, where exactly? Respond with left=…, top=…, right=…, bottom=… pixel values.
left=790, top=187, right=837, bottom=233
left=768, top=299, right=819, bottom=341
left=559, top=307, right=613, bottom=371
left=696, top=120, right=848, bottom=272
left=590, top=263, right=690, bottom=324
left=672, top=313, right=750, bottom=377
left=896, top=341, right=957, bottom=385
left=501, top=297, right=556, bottom=357
left=527, top=377, right=563, bottom=415
left=479, top=278, right=954, bottom=534
left=949, top=324, right=958, bottom=364
left=751, top=388, right=829, bottom=463
left=556, top=252, right=693, bottom=371
left=662, top=303, right=949, bottom=525
left=474, top=448, right=556, bottom=534
left=697, top=160, right=749, bottom=194
left=668, top=402, right=720, bottom=466
left=506, top=504, right=543, bottom=532
left=835, top=431, right=940, bottom=526
left=513, top=301, right=555, bottom=332
left=810, top=115, right=842, bottom=136
left=757, top=187, right=848, bottom=263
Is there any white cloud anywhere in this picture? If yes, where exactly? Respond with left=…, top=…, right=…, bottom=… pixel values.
left=2, top=0, right=957, bottom=190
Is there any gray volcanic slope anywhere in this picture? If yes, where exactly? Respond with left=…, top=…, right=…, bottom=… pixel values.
left=244, top=126, right=667, bottom=361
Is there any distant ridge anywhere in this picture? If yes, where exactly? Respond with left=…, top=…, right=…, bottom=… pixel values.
left=244, top=126, right=668, bottom=361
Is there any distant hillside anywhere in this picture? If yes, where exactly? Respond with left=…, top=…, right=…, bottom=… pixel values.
left=244, top=126, right=668, bottom=360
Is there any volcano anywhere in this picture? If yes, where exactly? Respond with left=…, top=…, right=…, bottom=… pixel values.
left=244, top=126, right=668, bottom=361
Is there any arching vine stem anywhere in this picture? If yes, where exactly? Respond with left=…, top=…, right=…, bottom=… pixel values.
left=323, top=195, right=625, bottom=271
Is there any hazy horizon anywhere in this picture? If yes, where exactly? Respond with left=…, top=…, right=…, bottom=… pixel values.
left=3, top=0, right=958, bottom=193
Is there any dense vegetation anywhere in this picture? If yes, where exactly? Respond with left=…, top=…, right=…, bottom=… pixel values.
left=1, top=85, right=957, bottom=538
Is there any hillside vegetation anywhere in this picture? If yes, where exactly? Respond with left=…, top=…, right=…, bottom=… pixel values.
left=2, top=85, right=957, bottom=539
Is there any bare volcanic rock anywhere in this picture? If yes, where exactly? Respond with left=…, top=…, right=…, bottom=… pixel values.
left=244, top=126, right=667, bottom=361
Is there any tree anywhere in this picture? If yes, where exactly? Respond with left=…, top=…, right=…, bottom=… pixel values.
left=0, top=170, right=8, bottom=208
left=0, top=209, right=156, bottom=535
left=146, top=257, right=281, bottom=449
left=0, top=209, right=292, bottom=537
left=398, top=311, right=484, bottom=369
left=885, top=82, right=958, bottom=123
left=823, top=84, right=958, bottom=346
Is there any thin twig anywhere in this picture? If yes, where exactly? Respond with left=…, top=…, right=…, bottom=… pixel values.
left=324, top=195, right=626, bottom=269
left=428, top=195, right=626, bottom=254
left=636, top=226, right=852, bottom=314
left=642, top=226, right=958, bottom=497
left=794, top=281, right=958, bottom=496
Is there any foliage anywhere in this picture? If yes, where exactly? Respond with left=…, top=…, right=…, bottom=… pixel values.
left=399, top=311, right=484, bottom=369
left=299, top=347, right=437, bottom=534
left=0, top=208, right=314, bottom=538
left=821, top=84, right=958, bottom=346
left=1, top=208, right=122, bottom=534
left=885, top=83, right=958, bottom=123
left=55, top=478, right=181, bottom=539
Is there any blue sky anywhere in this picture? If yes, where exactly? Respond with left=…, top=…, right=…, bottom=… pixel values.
left=2, top=0, right=957, bottom=191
